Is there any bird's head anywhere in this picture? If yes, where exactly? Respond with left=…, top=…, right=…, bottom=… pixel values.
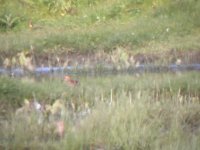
left=64, top=75, right=71, bottom=81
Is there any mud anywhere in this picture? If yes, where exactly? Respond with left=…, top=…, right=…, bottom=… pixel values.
left=0, top=49, right=200, bottom=69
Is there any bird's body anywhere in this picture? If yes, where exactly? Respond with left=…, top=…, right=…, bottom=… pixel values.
left=55, top=120, right=65, bottom=138
left=29, top=20, right=33, bottom=29
left=64, top=76, right=78, bottom=87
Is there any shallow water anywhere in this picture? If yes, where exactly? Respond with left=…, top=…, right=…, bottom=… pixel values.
left=0, top=64, right=200, bottom=77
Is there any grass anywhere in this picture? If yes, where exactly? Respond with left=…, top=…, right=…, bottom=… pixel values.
left=0, top=72, right=200, bottom=149
left=0, top=0, right=199, bottom=56
left=0, top=72, right=199, bottom=108
left=0, top=1, right=199, bottom=149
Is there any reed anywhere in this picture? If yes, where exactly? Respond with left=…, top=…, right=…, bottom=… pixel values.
left=0, top=72, right=200, bottom=149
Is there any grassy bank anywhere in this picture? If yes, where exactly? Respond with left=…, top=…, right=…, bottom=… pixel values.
left=0, top=1, right=200, bottom=149
left=0, top=72, right=200, bottom=149
left=0, top=0, right=200, bottom=56
left=0, top=72, right=199, bottom=108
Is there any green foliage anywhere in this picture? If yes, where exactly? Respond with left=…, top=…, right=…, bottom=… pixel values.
left=110, top=47, right=130, bottom=69
left=44, top=0, right=68, bottom=14
left=0, top=72, right=199, bottom=108
left=0, top=0, right=200, bottom=52
left=0, top=76, right=67, bottom=108
left=0, top=13, right=20, bottom=29
left=0, top=72, right=200, bottom=149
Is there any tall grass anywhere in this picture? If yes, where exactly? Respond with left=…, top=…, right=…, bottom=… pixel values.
left=0, top=72, right=200, bottom=149
left=0, top=72, right=199, bottom=108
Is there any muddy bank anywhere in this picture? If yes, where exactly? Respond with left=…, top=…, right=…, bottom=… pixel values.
left=30, top=49, right=200, bottom=67
left=0, top=49, right=200, bottom=70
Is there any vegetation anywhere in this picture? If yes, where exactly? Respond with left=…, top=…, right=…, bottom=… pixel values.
left=0, top=72, right=200, bottom=149
left=0, top=0, right=199, bottom=55
left=0, top=0, right=199, bottom=149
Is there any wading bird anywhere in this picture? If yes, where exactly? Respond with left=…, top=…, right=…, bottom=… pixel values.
left=55, top=120, right=65, bottom=138
left=64, top=75, right=79, bottom=87
left=29, top=20, right=33, bottom=29
left=49, top=99, right=66, bottom=139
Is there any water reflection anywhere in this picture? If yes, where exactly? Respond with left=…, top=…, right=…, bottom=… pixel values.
left=0, top=64, right=200, bottom=78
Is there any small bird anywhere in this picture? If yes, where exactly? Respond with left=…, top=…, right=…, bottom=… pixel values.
left=29, top=20, right=33, bottom=29
left=28, top=20, right=42, bottom=30
left=44, top=100, right=66, bottom=139
left=55, top=120, right=65, bottom=138
left=64, top=75, right=79, bottom=87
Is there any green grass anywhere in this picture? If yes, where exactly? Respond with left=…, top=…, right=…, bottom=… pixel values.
left=0, top=72, right=199, bottom=108
left=0, top=72, right=200, bottom=149
left=0, top=1, right=200, bottom=148
left=0, top=0, right=199, bottom=55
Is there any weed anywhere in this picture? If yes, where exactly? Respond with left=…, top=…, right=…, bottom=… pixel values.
left=0, top=0, right=199, bottom=53
left=0, top=72, right=200, bottom=149
left=0, top=13, right=20, bottom=29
